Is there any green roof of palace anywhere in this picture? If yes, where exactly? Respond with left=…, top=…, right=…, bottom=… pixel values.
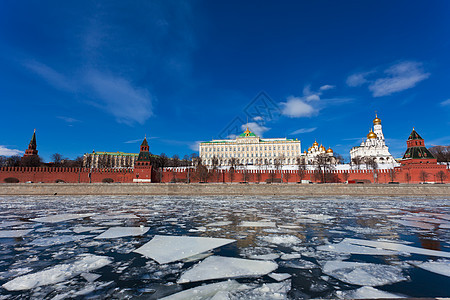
left=91, top=151, right=138, bottom=156
left=239, top=131, right=257, bottom=137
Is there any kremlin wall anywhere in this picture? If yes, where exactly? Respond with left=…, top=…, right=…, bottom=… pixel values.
left=0, top=116, right=449, bottom=185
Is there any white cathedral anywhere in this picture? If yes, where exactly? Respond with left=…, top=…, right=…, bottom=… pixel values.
left=350, top=114, right=397, bottom=167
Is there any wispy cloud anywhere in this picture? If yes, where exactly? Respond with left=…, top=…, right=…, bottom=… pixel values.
left=57, top=116, right=81, bottom=123
left=0, top=146, right=22, bottom=156
left=124, top=137, right=157, bottom=144
left=280, top=96, right=316, bottom=118
left=290, top=127, right=317, bottom=135
left=24, top=60, right=75, bottom=92
left=241, top=122, right=270, bottom=137
left=440, top=99, right=450, bottom=107
left=346, top=71, right=372, bottom=87
left=189, top=141, right=201, bottom=152
left=347, top=61, right=430, bottom=97
left=369, top=62, right=430, bottom=97
left=84, top=70, right=153, bottom=125
left=319, top=84, right=335, bottom=91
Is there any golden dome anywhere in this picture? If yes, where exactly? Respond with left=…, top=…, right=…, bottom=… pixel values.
left=308, top=147, right=312, bottom=151
left=304, top=150, right=307, bottom=153
left=313, top=140, right=319, bottom=147
left=320, top=145, right=326, bottom=151
left=373, top=114, right=381, bottom=125
left=326, top=147, right=333, bottom=153
left=367, top=129, right=377, bottom=139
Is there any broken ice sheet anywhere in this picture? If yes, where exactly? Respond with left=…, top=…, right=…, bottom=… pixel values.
left=260, top=235, right=302, bottom=246
left=230, top=280, right=291, bottom=300
left=239, top=221, right=276, bottom=227
left=317, top=241, right=400, bottom=255
left=0, top=229, right=33, bottom=238
left=249, top=253, right=280, bottom=260
left=0, top=221, right=27, bottom=228
left=344, top=238, right=450, bottom=258
left=268, top=272, right=292, bottom=281
left=409, top=260, right=450, bottom=277
left=205, top=221, right=232, bottom=227
left=31, top=235, right=93, bottom=247
left=81, top=272, right=102, bottom=282
left=30, top=213, right=94, bottom=223
left=335, top=286, right=404, bottom=299
left=94, top=226, right=149, bottom=239
left=134, top=235, right=236, bottom=264
left=160, top=280, right=246, bottom=300
left=391, top=219, right=435, bottom=230
left=322, top=261, right=407, bottom=287
left=2, top=254, right=112, bottom=291
left=72, top=226, right=105, bottom=233
left=177, top=256, right=278, bottom=283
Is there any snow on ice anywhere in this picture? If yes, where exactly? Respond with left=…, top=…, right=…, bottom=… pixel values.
left=134, top=235, right=236, bottom=264
left=2, top=254, right=112, bottom=291
left=94, top=226, right=149, bottom=239
left=177, top=256, right=278, bottom=283
left=160, top=280, right=245, bottom=300
left=0, top=229, right=33, bottom=238
left=30, top=213, right=94, bottom=223
left=409, top=260, right=450, bottom=277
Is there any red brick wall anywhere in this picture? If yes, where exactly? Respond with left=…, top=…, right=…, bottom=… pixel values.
left=0, top=167, right=135, bottom=183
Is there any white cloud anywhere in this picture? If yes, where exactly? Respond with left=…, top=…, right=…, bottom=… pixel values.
left=241, top=122, right=269, bottom=137
left=305, top=94, right=320, bottom=101
left=84, top=71, right=154, bottom=125
left=290, top=127, right=317, bottom=135
left=346, top=72, right=371, bottom=87
left=252, top=116, right=263, bottom=121
left=57, top=116, right=80, bottom=123
left=440, top=99, right=450, bottom=106
left=369, top=62, right=430, bottom=97
left=319, top=84, right=335, bottom=91
left=189, top=141, right=201, bottom=151
left=24, top=61, right=74, bottom=92
left=280, top=96, right=316, bottom=118
left=0, top=146, right=22, bottom=156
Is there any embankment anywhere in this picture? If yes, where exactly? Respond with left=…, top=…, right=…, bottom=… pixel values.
left=0, top=183, right=448, bottom=196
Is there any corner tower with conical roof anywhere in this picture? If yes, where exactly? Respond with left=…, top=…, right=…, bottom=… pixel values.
left=133, top=137, right=152, bottom=182
left=401, top=128, right=435, bottom=162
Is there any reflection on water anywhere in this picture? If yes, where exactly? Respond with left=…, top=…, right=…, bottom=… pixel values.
left=0, top=195, right=449, bottom=299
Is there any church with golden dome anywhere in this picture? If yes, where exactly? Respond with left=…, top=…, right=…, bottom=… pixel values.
left=350, top=114, right=397, bottom=167
left=304, top=140, right=336, bottom=164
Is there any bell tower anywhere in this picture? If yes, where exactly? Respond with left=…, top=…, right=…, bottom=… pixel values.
left=24, top=129, right=38, bottom=157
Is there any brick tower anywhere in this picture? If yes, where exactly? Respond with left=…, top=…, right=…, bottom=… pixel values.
left=24, top=129, right=38, bottom=157
left=133, top=137, right=152, bottom=182
left=401, top=128, right=436, bottom=163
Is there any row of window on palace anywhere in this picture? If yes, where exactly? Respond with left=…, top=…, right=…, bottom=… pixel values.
left=203, top=152, right=297, bottom=158
left=202, top=145, right=300, bottom=152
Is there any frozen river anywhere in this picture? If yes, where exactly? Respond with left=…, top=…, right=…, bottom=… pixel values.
left=0, top=195, right=449, bottom=299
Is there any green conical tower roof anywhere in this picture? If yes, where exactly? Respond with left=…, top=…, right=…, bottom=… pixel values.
left=407, top=128, right=423, bottom=140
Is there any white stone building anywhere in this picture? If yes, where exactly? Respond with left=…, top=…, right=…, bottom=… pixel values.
left=303, top=141, right=336, bottom=164
left=350, top=114, right=397, bottom=167
left=83, top=151, right=138, bottom=169
left=199, top=127, right=302, bottom=166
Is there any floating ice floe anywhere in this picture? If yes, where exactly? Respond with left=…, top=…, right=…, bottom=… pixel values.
left=0, top=229, right=33, bottom=238
left=92, top=213, right=138, bottom=220
left=335, top=286, right=404, bottom=299
left=0, top=221, right=27, bottom=228
left=232, top=280, right=291, bottom=299
left=31, top=235, right=93, bottom=247
left=30, top=213, right=94, bottom=223
left=2, top=254, right=112, bottom=291
left=268, top=273, right=292, bottom=281
left=134, top=235, right=236, bottom=264
left=160, top=280, right=246, bottom=300
left=81, top=272, right=102, bottom=282
left=303, top=214, right=334, bottom=221
left=322, top=261, right=407, bottom=286
left=249, top=253, right=280, bottom=260
left=177, top=256, right=278, bottom=283
left=317, top=241, right=400, bottom=255
left=280, top=253, right=301, bottom=260
left=278, top=225, right=301, bottom=229
left=409, top=260, right=450, bottom=277
left=205, top=221, right=232, bottom=227
left=391, top=219, right=435, bottom=230
left=279, top=259, right=317, bottom=269
left=343, top=238, right=450, bottom=258
left=72, top=226, right=106, bottom=233
left=94, top=226, right=149, bottom=239
left=260, top=235, right=302, bottom=246
left=239, top=221, right=276, bottom=227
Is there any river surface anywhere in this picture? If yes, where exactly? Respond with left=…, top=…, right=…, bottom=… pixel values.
left=0, top=195, right=449, bottom=299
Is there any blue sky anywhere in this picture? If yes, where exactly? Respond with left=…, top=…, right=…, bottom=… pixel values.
left=1, top=0, right=449, bottom=162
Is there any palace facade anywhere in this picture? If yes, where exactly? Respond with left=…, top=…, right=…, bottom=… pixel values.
left=199, top=127, right=301, bottom=166
left=350, top=114, right=397, bottom=166
left=83, top=151, right=138, bottom=169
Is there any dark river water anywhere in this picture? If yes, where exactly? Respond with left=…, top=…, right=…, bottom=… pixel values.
left=0, top=195, right=449, bottom=299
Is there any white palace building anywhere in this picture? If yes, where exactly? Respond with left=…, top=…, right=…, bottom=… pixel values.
left=199, top=127, right=302, bottom=167
left=350, top=114, right=397, bottom=167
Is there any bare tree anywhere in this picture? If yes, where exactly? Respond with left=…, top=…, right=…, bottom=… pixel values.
left=51, top=153, right=65, bottom=167
left=21, top=155, right=42, bottom=167
left=419, top=171, right=429, bottom=183
left=342, top=170, right=350, bottom=183
left=404, top=172, right=411, bottom=184
left=429, top=146, right=450, bottom=166
left=388, top=168, right=398, bottom=182
left=5, top=156, right=21, bottom=167
left=296, top=156, right=307, bottom=182
left=436, top=170, right=447, bottom=184
left=0, top=156, right=7, bottom=167
left=351, top=156, right=363, bottom=170
left=314, top=154, right=333, bottom=183
left=364, top=157, right=378, bottom=183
